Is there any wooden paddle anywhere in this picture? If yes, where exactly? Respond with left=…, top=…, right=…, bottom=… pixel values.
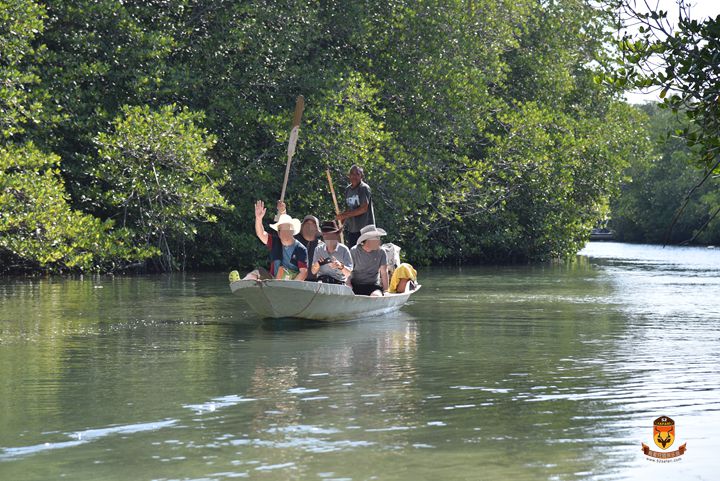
left=279, top=95, right=305, bottom=205
left=326, top=168, right=345, bottom=244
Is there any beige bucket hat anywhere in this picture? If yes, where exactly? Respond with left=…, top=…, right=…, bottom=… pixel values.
left=356, top=224, right=387, bottom=245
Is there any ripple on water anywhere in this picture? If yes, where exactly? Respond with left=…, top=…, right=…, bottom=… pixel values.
left=229, top=432, right=375, bottom=454
left=286, top=387, right=319, bottom=394
left=0, top=419, right=177, bottom=461
left=182, top=395, right=257, bottom=414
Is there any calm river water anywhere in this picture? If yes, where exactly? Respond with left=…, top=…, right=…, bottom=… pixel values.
left=1, top=242, right=718, bottom=480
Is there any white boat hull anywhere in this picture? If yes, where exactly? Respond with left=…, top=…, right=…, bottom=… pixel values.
left=229, top=279, right=420, bottom=321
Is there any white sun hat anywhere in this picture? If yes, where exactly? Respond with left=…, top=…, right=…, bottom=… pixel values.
left=270, top=214, right=302, bottom=235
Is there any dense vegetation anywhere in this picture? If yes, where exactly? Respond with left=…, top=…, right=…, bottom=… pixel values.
left=610, top=103, right=720, bottom=244
left=606, top=0, right=720, bottom=244
left=1, top=0, right=649, bottom=273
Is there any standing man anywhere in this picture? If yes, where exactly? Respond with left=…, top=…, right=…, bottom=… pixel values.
left=336, top=165, right=375, bottom=247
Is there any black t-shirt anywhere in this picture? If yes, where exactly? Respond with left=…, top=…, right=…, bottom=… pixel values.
left=295, top=233, right=321, bottom=280
left=345, top=181, right=375, bottom=233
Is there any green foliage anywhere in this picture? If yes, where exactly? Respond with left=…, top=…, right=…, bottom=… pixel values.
left=610, top=104, right=720, bottom=244
left=94, top=105, right=230, bottom=270
left=605, top=1, right=720, bottom=167
left=0, top=0, right=46, bottom=139
left=0, top=0, right=150, bottom=272
left=2, top=0, right=651, bottom=272
left=37, top=1, right=177, bottom=144
left=0, top=143, right=150, bottom=272
left=428, top=100, right=648, bottom=262
left=603, top=1, right=720, bottom=242
left=502, top=103, right=630, bottom=257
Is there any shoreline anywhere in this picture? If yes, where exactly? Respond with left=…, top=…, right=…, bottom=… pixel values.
left=2, top=240, right=718, bottom=278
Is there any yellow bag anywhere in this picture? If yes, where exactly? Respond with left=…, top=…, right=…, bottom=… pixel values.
left=389, top=263, right=417, bottom=293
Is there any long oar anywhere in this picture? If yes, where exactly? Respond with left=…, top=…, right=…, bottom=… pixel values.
left=279, top=95, right=305, bottom=206
left=326, top=169, right=345, bottom=244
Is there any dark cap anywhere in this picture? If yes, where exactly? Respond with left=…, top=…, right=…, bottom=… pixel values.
left=320, top=220, right=342, bottom=239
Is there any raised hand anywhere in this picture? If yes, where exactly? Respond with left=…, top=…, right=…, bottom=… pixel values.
left=254, top=200, right=267, bottom=219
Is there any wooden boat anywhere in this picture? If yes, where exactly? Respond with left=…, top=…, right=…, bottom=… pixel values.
left=589, top=227, right=615, bottom=241
left=229, top=279, right=421, bottom=321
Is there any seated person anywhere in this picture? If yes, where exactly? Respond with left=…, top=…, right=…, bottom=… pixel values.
left=276, top=203, right=320, bottom=280
left=381, top=243, right=402, bottom=276
left=295, top=214, right=321, bottom=281
left=311, top=221, right=353, bottom=284
left=243, top=200, right=308, bottom=281
left=381, top=242, right=417, bottom=293
left=389, top=263, right=417, bottom=293
left=349, top=224, right=389, bottom=296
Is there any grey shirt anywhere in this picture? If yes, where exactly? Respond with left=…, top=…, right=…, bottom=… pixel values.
left=313, top=242, right=353, bottom=282
left=350, top=245, right=387, bottom=285
left=345, top=181, right=375, bottom=233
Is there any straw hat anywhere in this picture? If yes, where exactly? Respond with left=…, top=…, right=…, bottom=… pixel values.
left=270, top=214, right=302, bottom=235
